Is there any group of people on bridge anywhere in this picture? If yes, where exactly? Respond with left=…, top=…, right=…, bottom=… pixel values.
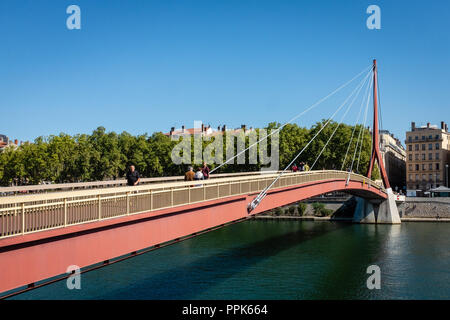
left=125, top=162, right=211, bottom=186
left=126, top=160, right=313, bottom=187
left=184, top=162, right=210, bottom=181
left=291, top=162, right=309, bottom=172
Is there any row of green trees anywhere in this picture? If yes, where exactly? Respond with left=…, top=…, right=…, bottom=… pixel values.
left=271, top=202, right=333, bottom=217
left=0, top=121, right=379, bottom=186
left=272, top=203, right=307, bottom=216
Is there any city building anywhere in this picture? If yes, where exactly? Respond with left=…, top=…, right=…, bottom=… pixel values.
left=405, top=121, right=450, bottom=195
left=0, top=135, right=19, bottom=152
left=0, top=134, right=8, bottom=151
left=165, top=124, right=253, bottom=137
left=379, top=130, right=406, bottom=192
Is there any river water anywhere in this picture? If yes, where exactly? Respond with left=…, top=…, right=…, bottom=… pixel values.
left=9, top=219, right=450, bottom=299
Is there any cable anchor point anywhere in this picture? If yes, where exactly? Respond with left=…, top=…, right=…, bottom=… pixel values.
left=247, top=192, right=267, bottom=214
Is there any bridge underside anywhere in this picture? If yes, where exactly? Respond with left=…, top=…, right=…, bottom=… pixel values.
left=0, top=178, right=386, bottom=295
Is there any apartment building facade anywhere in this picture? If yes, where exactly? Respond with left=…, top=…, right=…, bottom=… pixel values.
left=0, top=135, right=19, bottom=152
left=379, top=130, right=406, bottom=192
left=405, top=121, right=450, bottom=193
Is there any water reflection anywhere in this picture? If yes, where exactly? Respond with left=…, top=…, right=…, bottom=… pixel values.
left=9, top=220, right=450, bottom=300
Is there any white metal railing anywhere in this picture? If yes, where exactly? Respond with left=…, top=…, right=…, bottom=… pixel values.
left=0, top=171, right=281, bottom=196
left=0, top=170, right=384, bottom=239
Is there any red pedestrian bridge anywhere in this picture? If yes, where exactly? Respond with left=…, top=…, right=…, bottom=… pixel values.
left=0, top=59, right=401, bottom=297
left=0, top=170, right=386, bottom=295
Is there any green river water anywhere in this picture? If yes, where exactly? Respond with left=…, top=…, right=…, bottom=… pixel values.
left=9, top=219, right=450, bottom=299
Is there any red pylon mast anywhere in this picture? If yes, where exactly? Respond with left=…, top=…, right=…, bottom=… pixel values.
left=366, top=59, right=391, bottom=189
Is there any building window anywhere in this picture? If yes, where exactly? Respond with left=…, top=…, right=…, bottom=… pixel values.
left=415, top=136, right=418, bottom=140
left=422, top=144, right=425, bottom=150
left=429, top=163, right=432, bottom=170
left=408, top=136, right=412, bottom=142
left=435, top=143, right=439, bottom=150
left=428, top=144, right=432, bottom=150
left=408, top=174, right=412, bottom=181
left=415, top=154, right=419, bottom=160
left=435, top=135, right=439, bottom=139
left=408, top=164, right=412, bottom=171
left=436, top=174, right=440, bottom=181
left=422, top=154, right=426, bottom=160
left=408, top=145, right=412, bottom=151
left=416, top=164, right=419, bottom=171
left=429, top=135, right=432, bottom=139
left=422, top=164, right=425, bottom=170
left=436, top=153, right=439, bottom=160
left=415, top=174, right=419, bottom=181
left=409, top=154, right=412, bottom=161
left=436, top=163, right=440, bottom=170
left=428, top=153, right=432, bottom=160
left=415, top=144, right=419, bottom=151
left=429, top=174, right=433, bottom=181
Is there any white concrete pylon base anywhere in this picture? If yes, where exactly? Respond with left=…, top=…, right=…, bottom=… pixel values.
left=353, top=197, right=377, bottom=223
left=352, top=195, right=401, bottom=224
left=376, top=193, right=402, bottom=224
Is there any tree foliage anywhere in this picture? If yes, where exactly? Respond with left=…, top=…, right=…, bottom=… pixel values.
left=0, top=122, right=379, bottom=186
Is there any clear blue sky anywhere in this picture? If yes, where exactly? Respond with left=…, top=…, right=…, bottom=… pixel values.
left=1, top=0, right=449, bottom=144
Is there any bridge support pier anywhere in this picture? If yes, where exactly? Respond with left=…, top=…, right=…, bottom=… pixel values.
left=353, top=190, right=401, bottom=224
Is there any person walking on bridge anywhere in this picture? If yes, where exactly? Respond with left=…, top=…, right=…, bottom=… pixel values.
left=194, top=166, right=204, bottom=187
left=126, top=165, right=140, bottom=186
left=185, top=166, right=195, bottom=181
left=201, top=162, right=210, bottom=180
left=195, top=167, right=204, bottom=181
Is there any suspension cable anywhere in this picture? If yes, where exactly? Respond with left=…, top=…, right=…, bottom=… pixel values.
left=210, top=64, right=373, bottom=174
left=356, top=79, right=374, bottom=173
left=310, top=71, right=372, bottom=170
left=356, top=118, right=371, bottom=173
left=349, top=78, right=373, bottom=175
left=340, top=72, right=372, bottom=171
left=247, top=69, right=373, bottom=212
left=377, top=67, right=383, bottom=132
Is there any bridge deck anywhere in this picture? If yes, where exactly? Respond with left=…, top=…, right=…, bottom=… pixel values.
left=0, top=170, right=385, bottom=240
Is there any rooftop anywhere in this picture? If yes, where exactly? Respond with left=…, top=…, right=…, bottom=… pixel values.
left=408, top=121, right=448, bottom=133
left=165, top=124, right=254, bottom=137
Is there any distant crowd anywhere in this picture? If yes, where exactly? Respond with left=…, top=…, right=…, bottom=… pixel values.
left=125, top=162, right=211, bottom=186
left=291, top=162, right=309, bottom=172
left=125, top=160, right=310, bottom=186
left=184, top=162, right=210, bottom=181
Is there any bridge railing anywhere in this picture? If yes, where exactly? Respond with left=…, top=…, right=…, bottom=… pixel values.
left=0, top=171, right=383, bottom=239
left=0, top=171, right=281, bottom=196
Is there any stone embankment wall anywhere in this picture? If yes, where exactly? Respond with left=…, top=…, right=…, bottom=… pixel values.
left=399, top=197, right=450, bottom=218
left=260, top=196, right=450, bottom=220
left=260, top=196, right=355, bottom=218
left=259, top=202, right=343, bottom=217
